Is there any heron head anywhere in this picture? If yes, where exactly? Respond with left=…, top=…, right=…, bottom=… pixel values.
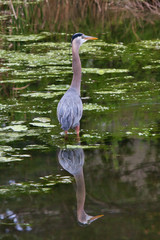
left=77, top=212, right=104, bottom=226
left=71, top=33, right=98, bottom=47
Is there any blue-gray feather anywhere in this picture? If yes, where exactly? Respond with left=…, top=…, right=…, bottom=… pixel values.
left=57, top=88, right=83, bottom=131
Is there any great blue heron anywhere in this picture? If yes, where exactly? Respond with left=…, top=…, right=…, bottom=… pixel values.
left=58, top=148, right=103, bottom=226
left=57, top=33, right=98, bottom=138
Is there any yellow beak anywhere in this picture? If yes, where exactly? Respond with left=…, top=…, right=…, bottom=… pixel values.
left=84, top=35, right=98, bottom=40
left=89, top=214, right=104, bottom=223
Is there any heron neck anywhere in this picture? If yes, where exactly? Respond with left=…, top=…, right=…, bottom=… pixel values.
left=74, top=168, right=86, bottom=218
left=71, top=43, right=81, bottom=95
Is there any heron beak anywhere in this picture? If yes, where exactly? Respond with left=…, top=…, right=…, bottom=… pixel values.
left=84, top=35, right=98, bottom=40
left=89, top=214, right=104, bottom=223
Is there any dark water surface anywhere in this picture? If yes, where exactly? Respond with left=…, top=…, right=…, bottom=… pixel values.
left=0, top=1, right=160, bottom=239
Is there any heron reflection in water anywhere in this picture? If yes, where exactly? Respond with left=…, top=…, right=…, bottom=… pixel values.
left=57, top=33, right=98, bottom=138
left=58, top=148, right=103, bottom=226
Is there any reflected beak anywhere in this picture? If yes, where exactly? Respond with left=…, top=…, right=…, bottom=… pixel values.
left=83, top=35, right=98, bottom=40
left=89, top=214, right=104, bottom=223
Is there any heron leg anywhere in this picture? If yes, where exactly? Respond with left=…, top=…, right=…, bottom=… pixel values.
left=75, top=125, right=80, bottom=140
left=64, top=131, right=68, bottom=139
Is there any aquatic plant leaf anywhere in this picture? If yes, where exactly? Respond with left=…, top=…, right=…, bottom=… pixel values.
left=83, top=68, right=129, bottom=74
left=0, top=79, right=36, bottom=83
left=0, top=156, right=23, bottom=162
left=0, top=175, right=73, bottom=196
left=95, top=90, right=127, bottom=95
left=66, top=145, right=100, bottom=149
left=0, top=125, right=28, bottom=132
left=142, top=65, right=160, bottom=69
left=33, top=117, right=51, bottom=123
left=135, top=40, right=160, bottom=49
left=29, top=122, right=56, bottom=128
left=83, top=103, right=109, bottom=111
left=45, top=84, right=69, bottom=91
left=20, top=91, right=63, bottom=98
left=23, top=145, right=49, bottom=150
left=2, top=32, right=52, bottom=42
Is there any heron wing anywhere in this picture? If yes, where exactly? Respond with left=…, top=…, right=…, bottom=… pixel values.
left=57, top=89, right=83, bottom=131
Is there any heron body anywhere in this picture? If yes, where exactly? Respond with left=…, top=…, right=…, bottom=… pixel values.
left=57, top=33, right=97, bottom=137
left=57, top=87, right=83, bottom=131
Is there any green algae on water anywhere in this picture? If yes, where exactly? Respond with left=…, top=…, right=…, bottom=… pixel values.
left=83, top=103, right=109, bottom=111
left=0, top=125, right=28, bottom=132
left=65, top=145, right=100, bottom=149
left=83, top=68, right=129, bottom=75
left=33, top=117, right=51, bottom=123
left=20, top=91, right=63, bottom=99
left=2, top=32, right=52, bottom=42
left=29, top=122, right=56, bottom=128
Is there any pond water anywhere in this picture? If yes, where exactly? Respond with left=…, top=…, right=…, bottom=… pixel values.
left=0, top=1, right=160, bottom=239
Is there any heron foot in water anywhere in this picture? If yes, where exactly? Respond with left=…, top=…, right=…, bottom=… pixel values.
left=64, top=131, right=68, bottom=140
left=63, top=127, right=80, bottom=141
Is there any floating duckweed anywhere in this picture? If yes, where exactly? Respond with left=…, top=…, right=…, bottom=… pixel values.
left=0, top=174, right=73, bottom=195
left=83, top=133, right=101, bottom=139
left=23, top=145, right=49, bottom=150
left=66, top=145, right=100, bottom=149
left=33, top=117, right=51, bottom=123
left=0, top=67, right=13, bottom=73
left=25, top=41, right=69, bottom=49
left=0, top=189, right=9, bottom=194
left=83, top=68, right=129, bottom=74
left=83, top=103, right=109, bottom=111
left=152, top=60, right=160, bottom=63
left=45, top=84, right=69, bottom=91
left=0, top=129, right=41, bottom=143
left=0, top=103, right=11, bottom=111
left=91, top=41, right=126, bottom=48
left=0, top=49, right=7, bottom=57
left=20, top=91, right=63, bottom=98
left=124, top=76, right=134, bottom=79
left=0, top=156, right=23, bottom=162
left=0, top=79, right=36, bottom=83
left=11, top=154, right=31, bottom=158
left=0, top=125, right=28, bottom=132
left=0, top=146, right=13, bottom=152
left=11, top=121, right=25, bottom=125
left=126, top=131, right=132, bottom=135
left=95, top=90, right=126, bottom=94
left=2, top=32, right=52, bottom=42
left=142, top=65, right=160, bottom=70
left=1, top=48, right=70, bottom=70
left=136, top=40, right=160, bottom=49
left=29, top=122, right=55, bottom=128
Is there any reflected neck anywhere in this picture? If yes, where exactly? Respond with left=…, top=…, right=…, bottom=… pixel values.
left=74, top=168, right=85, bottom=217
left=70, top=43, right=81, bottom=95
